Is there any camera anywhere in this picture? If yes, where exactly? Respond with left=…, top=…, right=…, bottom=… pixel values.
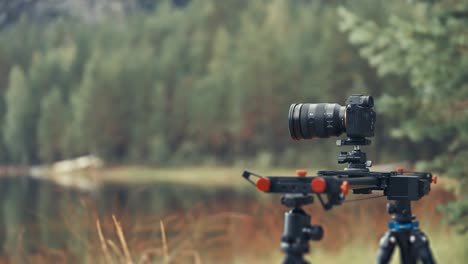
left=243, top=94, right=437, bottom=264
left=288, top=95, right=376, bottom=140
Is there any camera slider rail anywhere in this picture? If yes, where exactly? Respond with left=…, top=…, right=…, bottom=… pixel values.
left=242, top=169, right=437, bottom=209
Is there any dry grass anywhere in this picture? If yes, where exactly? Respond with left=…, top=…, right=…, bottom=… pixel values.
left=92, top=212, right=246, bottom=264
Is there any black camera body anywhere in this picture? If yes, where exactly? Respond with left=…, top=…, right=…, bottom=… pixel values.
left=289, top=94, right=376, bottom=141
left=344, top=95, right=376, bottom=139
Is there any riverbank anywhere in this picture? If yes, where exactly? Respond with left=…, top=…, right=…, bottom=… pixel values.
left=0, top=161, right=419, bottom=189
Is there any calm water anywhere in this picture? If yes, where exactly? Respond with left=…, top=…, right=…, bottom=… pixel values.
left=0, top=176, right=257, bottom=261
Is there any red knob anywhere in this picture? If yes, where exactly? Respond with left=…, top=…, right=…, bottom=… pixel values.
left=397, top=168, right=404, bottom=173
left=340, top=181, right=349, bottom=196
left=432, top=175, right=437, bottom=184
left=296, top=170, right=307, bottom=177
left=256, top=177, right=271, bottom=192
left=311, top=178, right=326, bottom=193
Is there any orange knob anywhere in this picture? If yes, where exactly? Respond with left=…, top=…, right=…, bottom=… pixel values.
left=311, top=178, right=326, bottom=193
left=296, top=170, right=307, bottom=177
left=432, top=175, right=437, bottom=184
left=340, top=181, right=349, bottom=196
left=256, top=177, right=271, bottom=192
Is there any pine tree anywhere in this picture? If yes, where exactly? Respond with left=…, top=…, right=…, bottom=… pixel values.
left=70, top=48, right=135, bottom=160
left=37, top=87, right=67, bottom=162
left=3, top=66, right=36, bottom=163
left=339, top=2, right=468, bottom=232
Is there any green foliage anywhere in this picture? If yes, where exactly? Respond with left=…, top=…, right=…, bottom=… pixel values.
left=0, top=0, right=392, bottom=166
left=339, top=2, right=468, bottom=231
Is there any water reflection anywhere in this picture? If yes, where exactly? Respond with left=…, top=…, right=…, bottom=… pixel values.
left=0, top=176, right=257, bottom=262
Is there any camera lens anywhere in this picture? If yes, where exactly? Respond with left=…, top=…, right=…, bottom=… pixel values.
left=289, top=103, right=345, bottom=140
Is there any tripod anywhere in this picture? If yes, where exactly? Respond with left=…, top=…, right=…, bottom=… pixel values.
left=377, top=200, right=436, bottom=264
left=280, top=194, right=323, bottom=264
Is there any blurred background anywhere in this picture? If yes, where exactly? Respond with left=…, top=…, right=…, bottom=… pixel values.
left=0, top=0, right=466, bottom=263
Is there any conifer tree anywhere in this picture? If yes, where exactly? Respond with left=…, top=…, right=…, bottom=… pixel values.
left=339, top=2, right=468, bottom=231
left=3, top=66, right=36, bottom=163
left=37, top=87, right=66, bottom=162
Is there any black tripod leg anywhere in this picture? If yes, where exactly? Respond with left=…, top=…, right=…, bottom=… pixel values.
left=376, top=231, right=396, bottom=264
left=410, top=229, right=436, bottom=264
left=283, top=254, right=309, bottom=264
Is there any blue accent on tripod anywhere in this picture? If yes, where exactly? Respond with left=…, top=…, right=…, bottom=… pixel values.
left=388, top=220, right=419, bottom=231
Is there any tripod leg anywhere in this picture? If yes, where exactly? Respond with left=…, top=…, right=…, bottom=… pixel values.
left=376, top=231, right=397, bottom=264
left=283, top=254, right=309, bottom=264
left=410, top=229, right=436, bottom=264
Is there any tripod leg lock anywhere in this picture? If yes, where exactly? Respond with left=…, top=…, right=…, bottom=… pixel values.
left=388, top=220, right=419, bottom=231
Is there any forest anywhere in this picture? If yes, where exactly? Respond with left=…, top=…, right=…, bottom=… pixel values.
left=0, top=0, right=466, bottom=230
